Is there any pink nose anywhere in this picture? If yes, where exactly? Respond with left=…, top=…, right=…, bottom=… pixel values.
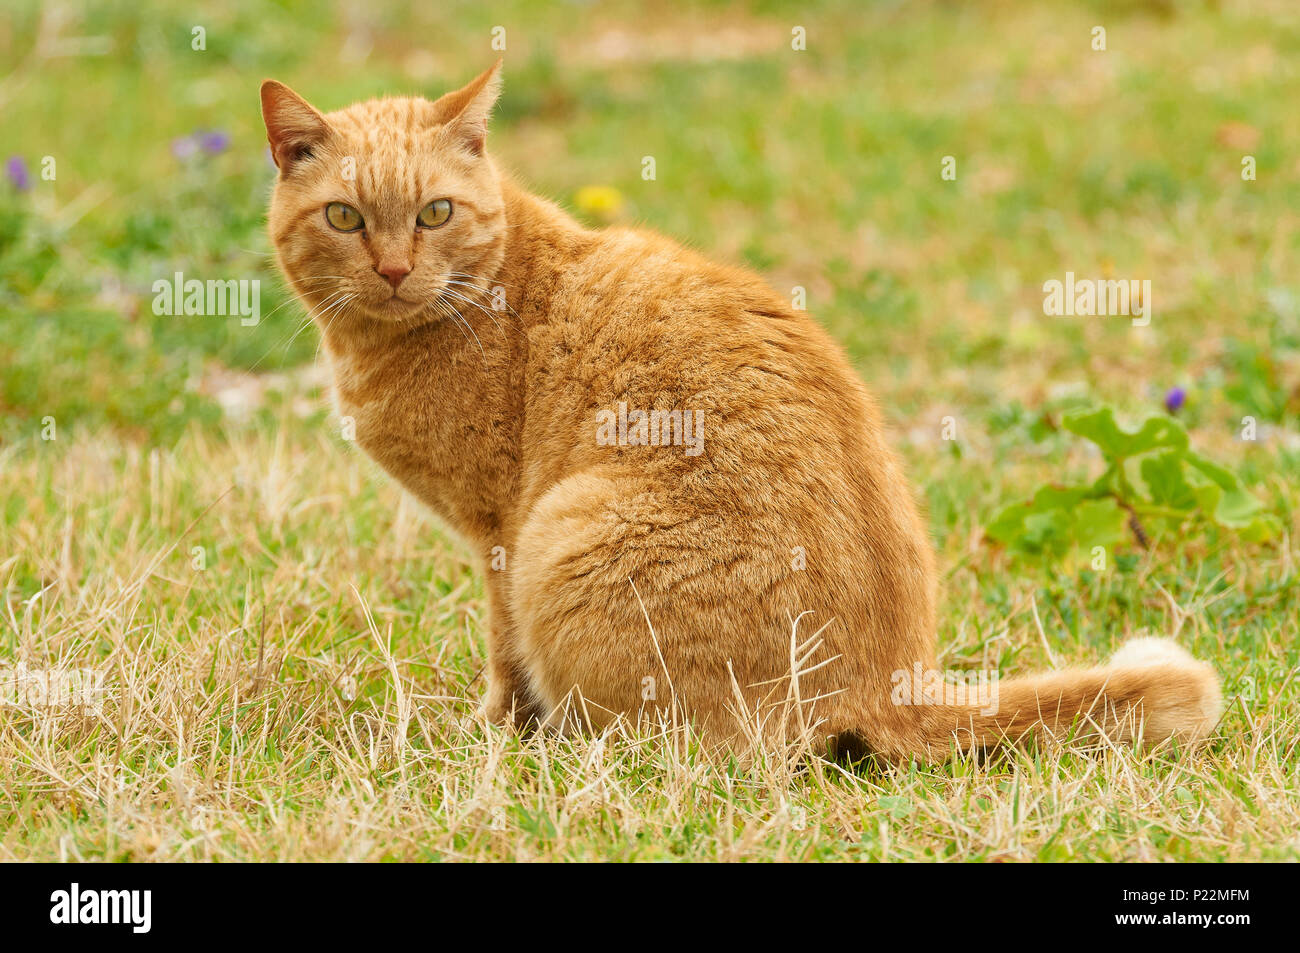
left=376, top=262, right=411, bottom=289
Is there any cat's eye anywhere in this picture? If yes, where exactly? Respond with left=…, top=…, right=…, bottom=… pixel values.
left=325, top=202, right=364, bottom=232
left=417, top=199, right=453, bottom=229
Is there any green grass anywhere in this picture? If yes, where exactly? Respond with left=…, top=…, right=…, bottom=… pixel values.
left=1, top=0, right=1298, bottom=860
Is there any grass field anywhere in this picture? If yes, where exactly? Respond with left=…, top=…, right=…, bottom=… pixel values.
left=1, top=0, right=1298, bottom=861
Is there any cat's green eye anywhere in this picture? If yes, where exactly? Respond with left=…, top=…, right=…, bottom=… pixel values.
left=325, top=202, right=364, bottom=232
left=417, top=199, right=453, bottom=229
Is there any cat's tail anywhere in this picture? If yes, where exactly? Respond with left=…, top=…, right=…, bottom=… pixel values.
left=893, top=637, right=1222, bottom=760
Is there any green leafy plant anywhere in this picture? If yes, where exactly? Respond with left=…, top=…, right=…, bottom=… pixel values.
left=987, top=407, right=1280, bottom=556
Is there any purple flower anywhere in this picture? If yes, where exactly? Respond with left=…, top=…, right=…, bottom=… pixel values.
left=197, top=130, right=230, bottom=155
left=171, top=136, right=199, bottom=160
left=172, top=130, right=231, bottom=162
left=5, top=155, right=30, bottom=191
left=1164, top=386, right=1187, bottom=414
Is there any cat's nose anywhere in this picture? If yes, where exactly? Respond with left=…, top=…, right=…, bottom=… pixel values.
left=375, top=262, right=412, bottom=289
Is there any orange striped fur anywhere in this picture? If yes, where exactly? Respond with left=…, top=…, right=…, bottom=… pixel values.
left=262, top=65, right=1222, bottom=760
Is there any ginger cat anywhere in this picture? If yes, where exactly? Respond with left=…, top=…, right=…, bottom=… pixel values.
left=261, top=64, right=1222, bottom=760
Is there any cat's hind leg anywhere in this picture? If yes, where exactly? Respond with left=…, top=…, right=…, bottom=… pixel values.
left=506, top=470, right=783, bottom=739
left=507, top=472, right=664, bottom=730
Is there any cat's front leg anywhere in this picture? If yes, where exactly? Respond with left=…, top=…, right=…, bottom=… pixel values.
left=480, top=656, right=538, bottom=729
left=478, top=569, right=542, bottom=730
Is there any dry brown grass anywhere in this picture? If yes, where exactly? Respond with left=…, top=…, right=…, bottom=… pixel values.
left=3, top=415, right=1296, bottom=861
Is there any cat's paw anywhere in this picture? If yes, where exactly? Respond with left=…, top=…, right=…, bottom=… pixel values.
left=479, top=682, right=540, bottom=731
left=480, top=686, right=514, bottom=722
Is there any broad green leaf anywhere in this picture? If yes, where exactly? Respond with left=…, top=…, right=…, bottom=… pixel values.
left=986, top=485, right=1089, bottom=547
left=987, top=486, right=1125, bottom=554
left=1185, top=452, right=1279, bottom=538
left=1184, top=451, right=1244, bottom=491
left=1064, top=407, right=1188, bottom=458
left=991, top=404, right=1280, bottom=556
left=1070, top=498, right=1129, bottom=550
left=1138, top=449, right=1198, bottom=512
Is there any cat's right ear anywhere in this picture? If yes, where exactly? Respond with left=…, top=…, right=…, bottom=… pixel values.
left=260, top=81, right=332, bottom=173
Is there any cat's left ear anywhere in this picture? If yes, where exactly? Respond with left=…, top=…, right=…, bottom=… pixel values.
left=435, top=60, right=503, bottom=157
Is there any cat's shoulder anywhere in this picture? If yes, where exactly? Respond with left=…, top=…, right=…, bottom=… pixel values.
left=583, top=224, right=775, bottom=299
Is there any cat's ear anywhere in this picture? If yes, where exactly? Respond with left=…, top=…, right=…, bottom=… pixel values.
left=434, top=61, right=503, bottom=157
left=260, top=80, right=332, bottom=172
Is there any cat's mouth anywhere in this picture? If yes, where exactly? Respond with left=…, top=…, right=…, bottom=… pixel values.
left=375, top=293, right=425, bottom=316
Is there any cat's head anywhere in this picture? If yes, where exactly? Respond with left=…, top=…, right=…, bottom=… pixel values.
left=261, top=64, right=506, bottom=330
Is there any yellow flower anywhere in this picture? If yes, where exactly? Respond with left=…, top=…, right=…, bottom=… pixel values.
left=574, top=185, right=624, bottom=219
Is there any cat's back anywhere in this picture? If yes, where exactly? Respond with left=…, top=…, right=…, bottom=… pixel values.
left=513, top=218, right=933, bottom=660
left=527, top=222, right=878, bottom=439
left=517, top=220, right=901, bottom=536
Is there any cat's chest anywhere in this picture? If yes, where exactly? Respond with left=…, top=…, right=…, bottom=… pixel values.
left=335, top=382, right=445, bottom=490
left=328, top=354, right=508, bottom=543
